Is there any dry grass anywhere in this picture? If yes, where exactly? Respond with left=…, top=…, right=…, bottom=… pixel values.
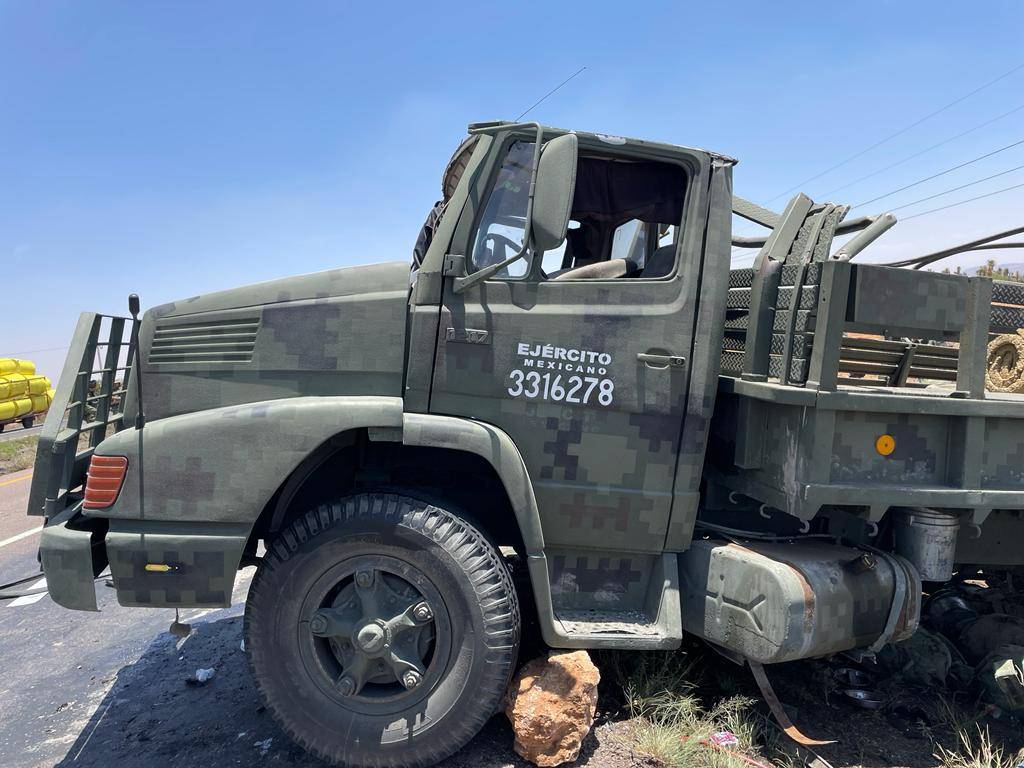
left=935, top=726, right=1024, bottom=768
left=599, top=651, right=786, bottom=768
left=0, top=435, right=38, bottom=475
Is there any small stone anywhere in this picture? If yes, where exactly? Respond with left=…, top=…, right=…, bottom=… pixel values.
left=505, top=650, right=600, bottom=767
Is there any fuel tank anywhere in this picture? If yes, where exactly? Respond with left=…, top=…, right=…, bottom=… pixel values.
left=122, top=262, right=410, bottom=422
left=678, top=537, right=921, bottom=663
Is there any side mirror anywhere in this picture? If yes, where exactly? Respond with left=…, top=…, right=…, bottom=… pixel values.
left=530, top=133, right=578, bottom=253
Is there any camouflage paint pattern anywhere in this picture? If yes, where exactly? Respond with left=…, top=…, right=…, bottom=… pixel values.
left=30, top=119, right=1024, bottom=661
left=91, top=395, right=403, bottom=523
left=105, top=520, right=249, bottom=608
left=679, top=538, right=919, bottom=663
left=38, top=519, right=103, bottom=611
left=125, top=262, right=409, bottom=422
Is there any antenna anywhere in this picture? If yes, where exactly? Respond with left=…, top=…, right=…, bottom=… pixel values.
left=515, top=66, right=586, bottom=121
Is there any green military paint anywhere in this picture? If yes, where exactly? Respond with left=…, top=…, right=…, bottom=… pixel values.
left=26, top=119, right=1024, bottom=768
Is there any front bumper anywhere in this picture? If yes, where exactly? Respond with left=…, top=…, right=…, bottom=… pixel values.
left=39, top=512, right=249, bottom=611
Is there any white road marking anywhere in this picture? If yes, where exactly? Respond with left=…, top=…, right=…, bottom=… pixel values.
left=7, top=577, right=48, bottom=607
left=0, top=525, right=42, bottom=550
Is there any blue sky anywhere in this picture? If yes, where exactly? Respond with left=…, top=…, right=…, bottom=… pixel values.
left=3, top=1, right=1023, bottom=378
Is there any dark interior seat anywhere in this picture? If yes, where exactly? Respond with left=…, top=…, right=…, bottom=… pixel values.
left=639, top=244, right=676, bottom=278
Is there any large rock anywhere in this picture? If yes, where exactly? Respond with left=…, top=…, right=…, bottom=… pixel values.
left=505, top=650, right=601, bottom=767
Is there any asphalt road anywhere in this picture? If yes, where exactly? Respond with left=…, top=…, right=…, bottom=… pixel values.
left=0, top=424, right=41, bottom=443
left=0, top=471, right=541, bottom=768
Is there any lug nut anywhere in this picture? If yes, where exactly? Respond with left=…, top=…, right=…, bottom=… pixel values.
left=337, top=675, right=356, bottom=697
left=355, top=570, right=374, bottom=588
left=309, top=612, right=329, bottom=635
left=401, top=670, right=422, bottom=690
left=413, top=602, right=433, bottom=622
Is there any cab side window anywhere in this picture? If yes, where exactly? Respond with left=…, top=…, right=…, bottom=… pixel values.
left=470, top=140, right=687, bottom=281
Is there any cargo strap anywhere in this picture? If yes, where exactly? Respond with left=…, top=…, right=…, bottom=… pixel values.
left=866, top=550, right=910, bottom=655
left=749, top=661, right=835, bottom=747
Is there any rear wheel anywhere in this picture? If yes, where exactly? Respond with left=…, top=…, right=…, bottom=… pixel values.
left=245, top=492, right=520, bottom=768
left=21, top=416, right=34, bottom=429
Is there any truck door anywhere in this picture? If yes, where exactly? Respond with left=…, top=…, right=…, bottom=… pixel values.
left=430, top=134, right=709, bottom=556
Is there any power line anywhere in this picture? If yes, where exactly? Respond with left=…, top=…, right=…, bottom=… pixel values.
left=730, top=167, right=1024, bottom=262
left=852, top=138, right=1024, bottom=209
left=902, top=181, right=1024, bottom=221
left=766, top=61, right=1024, bottom=204
left=515, top=66, right=587, bottom=121
left=887, top=163, right=1024, bottom=212
left=819, top=101, right=1024, bottom=199
left=3, top=345, right=69, bottom=356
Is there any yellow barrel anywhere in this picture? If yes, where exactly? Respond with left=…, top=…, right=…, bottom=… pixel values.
left=0, top=397, right=33, bottom=420
left=0, top=374, right=29, bottom=398
left=26, top=375, right=51, bottom=395
left=0, top=359, right=36, bottom=375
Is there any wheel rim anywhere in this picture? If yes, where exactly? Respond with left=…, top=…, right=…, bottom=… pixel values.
left=298, top=554, right=451, bottom=716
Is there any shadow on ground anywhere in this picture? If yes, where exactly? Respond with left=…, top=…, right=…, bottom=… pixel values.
left=53, top=616, right=625, bottom=768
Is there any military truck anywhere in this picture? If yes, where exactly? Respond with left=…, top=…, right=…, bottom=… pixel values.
left=28, top=121, right=1024, bottom=766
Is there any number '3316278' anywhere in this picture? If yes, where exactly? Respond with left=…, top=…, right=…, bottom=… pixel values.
left=506, top=369, right=614, bottom=406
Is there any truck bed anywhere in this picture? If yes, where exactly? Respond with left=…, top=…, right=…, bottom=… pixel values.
left=706, top=255, right=1024, bottom=538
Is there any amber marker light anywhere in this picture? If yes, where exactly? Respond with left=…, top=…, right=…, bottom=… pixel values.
left=875, top=434, right=896, bottom=457
left=83, top=455, right=128, bottom=509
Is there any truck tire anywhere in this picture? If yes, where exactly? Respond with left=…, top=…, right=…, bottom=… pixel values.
left=245, top=492, right=520, bottom=768
left=21, top=416, right=34, bottom=429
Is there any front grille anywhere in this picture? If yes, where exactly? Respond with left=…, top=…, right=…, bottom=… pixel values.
left=149, top=316, right=260, bottom=365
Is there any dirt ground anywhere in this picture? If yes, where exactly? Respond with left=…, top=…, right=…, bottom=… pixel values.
left=48, top=612, right=1019, bottom=768
left=0, top=435, right=37, bottom=474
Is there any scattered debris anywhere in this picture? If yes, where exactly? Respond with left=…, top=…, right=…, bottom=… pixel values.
left=959, top=615, right=1024, bottom=664
left=877, top=628, right=952, bottom=687
left=254, top=737, right=273, bottom=755
left=505, top=650, right=600, bottom=767
left=978, top=645, right=1024, bottom=713
left=832, top=668, right=872, bottom=688
left=840, top=689, right=885, bottom=710
left=185, top=667, right=216, bottom=687
left=707, top=730, right=740, bottom=747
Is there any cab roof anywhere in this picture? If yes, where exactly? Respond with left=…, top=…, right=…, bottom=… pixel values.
left=468, top=120, right=738, bottom=166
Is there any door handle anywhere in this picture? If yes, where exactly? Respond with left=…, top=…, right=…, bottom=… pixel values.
left=637, top=353, right=686, bottom=368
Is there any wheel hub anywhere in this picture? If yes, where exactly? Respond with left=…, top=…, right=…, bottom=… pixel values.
left=355, top=621, right=389, bottom=655
left=307, top=564, right=436, bottom=698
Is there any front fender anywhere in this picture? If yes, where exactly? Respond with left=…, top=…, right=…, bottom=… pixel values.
left=92, top=396, right=404, bottom=524
left=81, top=396, right=403, bottom=609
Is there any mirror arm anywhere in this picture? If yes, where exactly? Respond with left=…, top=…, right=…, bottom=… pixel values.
left=454, top=243, right=530, bottom=293
left=452, top=125, right=544, bottom=295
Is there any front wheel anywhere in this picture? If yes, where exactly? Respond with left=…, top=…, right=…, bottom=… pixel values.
left=245, top=493, right=520, bottom=768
